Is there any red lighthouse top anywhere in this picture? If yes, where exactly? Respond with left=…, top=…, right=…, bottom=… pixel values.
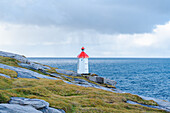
left=77, top=47, right=89, bottom=58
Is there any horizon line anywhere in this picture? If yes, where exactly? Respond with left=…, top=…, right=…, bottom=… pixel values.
left=27, top=56, right=170, bottom=58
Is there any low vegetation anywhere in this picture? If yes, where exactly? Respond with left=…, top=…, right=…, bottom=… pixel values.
left=0, top=56, right=21, bottom=67
left=0, top=68, right=17, bottom=78
left=0, top=76, right=166, bottom=113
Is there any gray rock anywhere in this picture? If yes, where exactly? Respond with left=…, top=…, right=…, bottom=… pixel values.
left=0, top=51, right=29, bottom=63
left=0, top=73, right=11, bottom=78
left=63, top=79, right=114, bottom=92
left=73, top=78, right=90, bottom=85
left=56, top=69, right=81, bottom=77
left=0, top=51, right=50, bottom=72
left=87, top=76, right=104, bottom=84
left=104, top=79, right=117, bottom=86
left=96, top=77, right=104, bottom=84
left=46, top=73, right=63, bottom=79
left=40, top=107, right=65, bottom=113
left=0, top=104, right=42, bottom=113
left=17, top=71, right=38, bottom=79
left=0, top=97, right=66, bottom=113
left=74, top=78, right=87, bottom=83
left=9, top=97, right=49, bottom=109
left=88, top=76, right=116, bottom=85
left=140, top=96, right=170, bottom=112
left=18, top=63, right=50, bottom=71
left=62, top=75, right=72, bottom=80
left=0, top=63, right=57, bottom=80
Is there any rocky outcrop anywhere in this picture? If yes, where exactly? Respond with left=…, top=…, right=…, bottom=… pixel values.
left=0, top=97, right=65, bottom=113
left=104, top=78, right=117, bottom=86
left=56, top=69, right=82, bottom=77
left=140, top=96, right=170, bottom=112
left=0, top=104, right=42, bottom=113
left=0, top=73, right=11, bottom=78
left=9, top=97, right=49, bottom=109
left=87, top=76, right=116, bottom=86
left=18, top=63, right=50, bottom=71
left=0, top=51, right=29, bottom=63
left=0, top=63, right=57, bottom=80
left=63, top=78, right=115, bottom=92
left=0, top=51, right=51, bottom=72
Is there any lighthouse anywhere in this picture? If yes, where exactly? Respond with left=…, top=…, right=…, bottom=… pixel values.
left=77, top=47, right=89, bottom=74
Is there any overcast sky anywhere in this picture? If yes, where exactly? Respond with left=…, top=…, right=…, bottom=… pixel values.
left=0, top=0, right=170, bottom=57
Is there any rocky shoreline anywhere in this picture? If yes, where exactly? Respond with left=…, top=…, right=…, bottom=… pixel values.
left=0, top=97, right=65, bottom=113
left=0, top=51, right=169, bottom=112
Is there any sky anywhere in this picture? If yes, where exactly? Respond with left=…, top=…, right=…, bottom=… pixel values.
left=0, top=0, right=170, bottom=57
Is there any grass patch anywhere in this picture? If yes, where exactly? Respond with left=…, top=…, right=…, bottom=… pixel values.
left=0, top=68, right=17, bottom=78
left=0, top=56, right=21, bottom=67
left=46, top=67, right=58, bottom=73
left=0, top=76, right=166, bottom=113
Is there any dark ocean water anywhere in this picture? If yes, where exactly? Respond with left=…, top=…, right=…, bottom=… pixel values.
left=29, top=58, right=170, bottom=102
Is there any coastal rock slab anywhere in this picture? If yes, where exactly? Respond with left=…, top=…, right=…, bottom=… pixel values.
left=140, top=96, right=170, bottom=112
left=45, top=73, right=63, bottom=79
left=96, top=77, right=104, bottom=84
left=104, top=79, right=117, bottom=86
left=40, top=107, right=65, bottom=113
left=0, top=51, right=29, bottom=63
left=73, top=78, right=90, bottom=85
left=18, top=63, right=50, bottom=71
left=88, top=76, right=96, bottom=82
left=56, top=69, right=81, bottom=77
left=88, top=76, right=104, bottom=84
left=0, top=51, right=50, bottom=72
left=0, top=63, right=57, bottom=80
left=9, top=97, right=49, bottom=109
left=0, top=97, right=65, bottom=113
left=0, top=104, right=42, bottom=113
left=0, top=73, right=11, bottom=78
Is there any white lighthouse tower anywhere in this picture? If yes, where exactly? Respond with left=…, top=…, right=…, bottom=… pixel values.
left=77, top=47, right=89, bottom=74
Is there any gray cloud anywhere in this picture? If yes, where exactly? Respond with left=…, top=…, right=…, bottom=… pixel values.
left=0, top=0, right=170, bottom=34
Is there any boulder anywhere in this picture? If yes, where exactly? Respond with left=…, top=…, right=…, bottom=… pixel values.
left=9, top=97, right=49, bottom=109
left=104, top=79, right=117, bottom=86
left=40, top=107, right=65, bottom=113
left=96, top=77, right=104, bottom=84
left=88, top=76, right=97, bottom=82
left=0, top=104, right=42, bottom=113
left=87, top=76, right=116, bottom=85
left=87, top=76, right=104, bottom=84
left=8, top=97, right=66, bottom=113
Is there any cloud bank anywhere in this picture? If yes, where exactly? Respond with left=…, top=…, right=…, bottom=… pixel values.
left=0, top=21, right=170, bottom=57
left=0, top=0, right=170, bottom=33
left=0, top=0, right=170, bottom=57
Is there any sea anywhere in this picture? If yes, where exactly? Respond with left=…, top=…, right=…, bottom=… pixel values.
left=29, top=58, right=170, bottom=102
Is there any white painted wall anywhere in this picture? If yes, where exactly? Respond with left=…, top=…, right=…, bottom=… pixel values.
left=77, top=58, right=89, bottom=74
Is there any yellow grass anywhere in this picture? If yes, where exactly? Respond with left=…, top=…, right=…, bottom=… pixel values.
left=0, top=68, right=17, bottom=78
left=0, top=76, right=166, bottom=113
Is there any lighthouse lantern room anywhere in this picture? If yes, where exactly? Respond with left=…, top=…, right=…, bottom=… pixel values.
left=77, top=47, right=89, bottom=74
